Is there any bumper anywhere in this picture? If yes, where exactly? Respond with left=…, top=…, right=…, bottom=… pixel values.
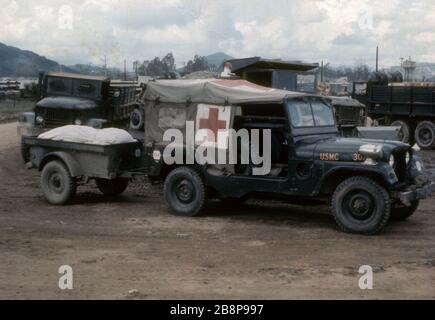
left=398, top=182, right=435, bottom=206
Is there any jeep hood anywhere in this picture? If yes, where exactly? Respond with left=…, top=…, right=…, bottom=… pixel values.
left=296, top=136, right=410, bottom=162
left=36, top=97, right=98, bottom=110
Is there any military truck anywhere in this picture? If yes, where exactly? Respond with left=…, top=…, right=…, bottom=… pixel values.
left=22, top=79, right=433, bottom=235
left=18, top=72, right=139, bottom=161
left=352, top=73, right=435, bottom=149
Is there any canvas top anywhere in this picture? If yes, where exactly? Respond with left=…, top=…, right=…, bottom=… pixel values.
left=142, top=79, right=313, bottom=105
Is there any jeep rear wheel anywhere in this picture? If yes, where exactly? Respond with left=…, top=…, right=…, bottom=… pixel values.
left=391, top=120, right=411, bottom=144
left=164, top=167, right=206, bottom=217
left=391, top=200, right=419, bottom=221
left=331, top=177, right=391, bottom=235
left=415, top=121, right=435, bottom=149
left=95, top=178, right=129, bottom=196
left=41, top=160, right=76, bottom=205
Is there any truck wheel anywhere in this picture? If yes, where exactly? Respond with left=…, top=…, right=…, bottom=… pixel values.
left=415, top=121, right=435, bottom=149
left=390, top=201, right=419, bottom=221
left=130, top=108, right=144, bottom=130
left=164, top=167, right=206, bottom=217
left=40, top=160, right=76, bottom=205
left=331, top=176, right=391, bottom=235
left=391, top=120, right=411, bottom=143
left=20, top=138, right=30, bottom=163
left=95, top=178, right=129, bottom=196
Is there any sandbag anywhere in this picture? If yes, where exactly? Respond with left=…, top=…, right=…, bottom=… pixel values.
left=38, top=125, right=136, bottom=145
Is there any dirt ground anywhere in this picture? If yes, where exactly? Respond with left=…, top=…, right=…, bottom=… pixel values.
left=0, top=121, right=434, bottom=299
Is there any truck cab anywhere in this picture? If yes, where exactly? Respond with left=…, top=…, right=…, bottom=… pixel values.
left=18, top=72, right=137, bottom=134
left=18, top=72, right=138, bottom=161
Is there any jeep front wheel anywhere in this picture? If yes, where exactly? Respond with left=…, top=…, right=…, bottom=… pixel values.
left=331, top=176, right=391, bottom=235
left=164, top=167, right=206, bottom=217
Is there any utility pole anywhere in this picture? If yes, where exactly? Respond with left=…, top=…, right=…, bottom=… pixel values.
left=103, top=55, right=107, bottom=77
left=320, top=60, right=324, bottom=83
left=124, top=59, right=127, bottom=80
left=375, top=46, right=379, bottom=72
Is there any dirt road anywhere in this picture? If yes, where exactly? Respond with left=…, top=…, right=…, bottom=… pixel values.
left=0, top=121, right=434, bottom=299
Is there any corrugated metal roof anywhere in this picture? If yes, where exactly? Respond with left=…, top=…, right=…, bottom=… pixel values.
left=227, top=57, right=319, bottom=73
left=46, top=72, right=110, bottom=82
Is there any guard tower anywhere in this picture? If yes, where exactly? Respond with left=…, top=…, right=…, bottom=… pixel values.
left=401, top=57, right=416, bottom=82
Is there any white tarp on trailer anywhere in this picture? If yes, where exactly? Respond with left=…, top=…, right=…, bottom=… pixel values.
left=38, top=125, right=136, bottom=145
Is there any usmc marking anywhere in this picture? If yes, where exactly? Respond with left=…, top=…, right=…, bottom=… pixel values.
left=320, top=153, right=340, bottom=161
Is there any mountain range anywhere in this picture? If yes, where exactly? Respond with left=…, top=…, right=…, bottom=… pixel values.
left=0, top=42, right=74, bottom=77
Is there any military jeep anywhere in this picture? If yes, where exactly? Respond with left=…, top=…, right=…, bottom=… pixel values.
left=22, top=79, right=434, bottom=235
left=141, top=79, right=433, bottom=234
left=18, top=72, right=138, bottom=160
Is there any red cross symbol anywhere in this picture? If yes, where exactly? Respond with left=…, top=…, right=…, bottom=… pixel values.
left=198, top=108, right=227, bottom=142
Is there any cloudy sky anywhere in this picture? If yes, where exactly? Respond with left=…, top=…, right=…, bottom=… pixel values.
left=1, top=0, right=435, bottom=69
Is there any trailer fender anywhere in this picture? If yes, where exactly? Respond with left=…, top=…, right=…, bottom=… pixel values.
left=39, top=152, right=84, bottom=177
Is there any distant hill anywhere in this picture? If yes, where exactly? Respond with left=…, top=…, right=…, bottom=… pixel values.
left=206, top=52, right=234, bottom=68
left=177, top=52, right=234, bottom=74
left=0, top=42, right=72, bottom=77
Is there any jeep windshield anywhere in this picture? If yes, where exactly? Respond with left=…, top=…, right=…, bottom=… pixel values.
left=287, top=99, right=335, bottom=128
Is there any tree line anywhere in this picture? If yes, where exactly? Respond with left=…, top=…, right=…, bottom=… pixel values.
left=133, top=53, right=216, bottom=77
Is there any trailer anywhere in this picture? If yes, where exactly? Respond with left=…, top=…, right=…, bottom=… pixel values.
left=23, top=136, right=146, bottom=205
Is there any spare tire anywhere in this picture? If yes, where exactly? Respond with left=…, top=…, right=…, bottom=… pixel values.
left=130, top=108, right=144, bottom=130
left=415, top=121, right=435, bottom=149
left=391, top=120, right=411, bottom=144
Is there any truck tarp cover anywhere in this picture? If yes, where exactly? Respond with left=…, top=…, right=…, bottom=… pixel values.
left=142, top=79, right=308, bottom=104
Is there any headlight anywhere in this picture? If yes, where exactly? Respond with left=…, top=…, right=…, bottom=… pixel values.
left=405, top=151, right=410, bottom=164
left=74, top=119, right=82, bottom=126
left=359, top=144, right=383, bottom=160
left=389, top=154, right=395, bottom=167
left=36, top=116, right=44, bottom=124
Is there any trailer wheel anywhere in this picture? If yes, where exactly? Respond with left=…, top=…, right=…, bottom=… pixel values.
left=129, top=108, right=144, bottom=130
left=40, top=160, right=76, bottom=205
left=415, top=121, right=435, bottom=149
left=331, top=176, right=391, bottom=235
left=95, top=178, right=129, bottom=196
left=164, top=167, right=206, bottom=217
left=390, top=201, right=419, bottom=221
left=391, top=120, right=411, bottom=144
